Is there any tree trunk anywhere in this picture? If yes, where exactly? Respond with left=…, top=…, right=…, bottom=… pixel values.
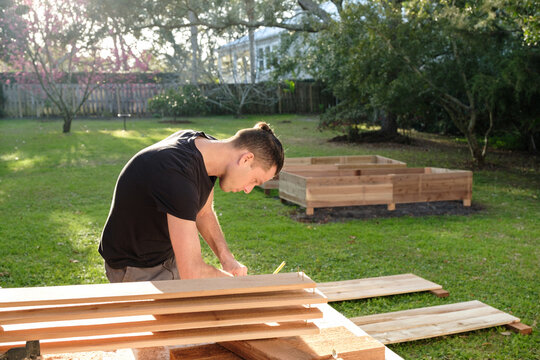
left=62, top=113, right=73, bottom=133
left=462, top=112, right=484, bottom=166
left=188, top=11, right=199, bottom=84
left=245, top=0, right=256, bottom=84
left=527, top=133, right=537, bottom=154
left=380, top=111, right=398, bottom=137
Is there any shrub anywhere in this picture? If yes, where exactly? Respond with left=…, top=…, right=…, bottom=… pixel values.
left=148, top=85, right=208, bottom=118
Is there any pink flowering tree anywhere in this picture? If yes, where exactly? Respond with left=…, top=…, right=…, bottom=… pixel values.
left=1, top=0, right=149, bottom=132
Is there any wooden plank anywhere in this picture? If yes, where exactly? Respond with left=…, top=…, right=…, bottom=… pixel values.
left=370, top=312, right=520, bottom=344
left=351, top=301, right=521, bottom=344
left=0, top=272, right=316, bottom=307
left=353, top=301, right=486, bottom=326
left=259, top=155, right=405, bottom=190
left=0, top=306, right=323, bottom=343
left=336, top=163, right=406, bottom=170
left=358, top=306, right=503, bottom=334
left=219, top=303, right=386, bottom=360
left=0, top=321, right=320, bottom=355
left=0, top=289, right=327, bottom=325
left=221, top=326, right=384, bottom=360
left=317, top=274, right=443, bottom=302
left=506, top=322, right=532, bottom=335
left=430, top=289, right=449, bottom=298
left=170, top=344, right=242, bottom=360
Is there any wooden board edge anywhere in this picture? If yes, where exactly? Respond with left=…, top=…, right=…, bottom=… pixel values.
left=506, top=322, right=532, bottom=335
left=429, top=289, right=450, bottom=298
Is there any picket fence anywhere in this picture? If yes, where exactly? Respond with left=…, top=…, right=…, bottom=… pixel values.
left=1, top=82, right=334, bottom=117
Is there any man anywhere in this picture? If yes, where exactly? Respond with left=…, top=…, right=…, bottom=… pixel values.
left=99, top=122, right=284, bottom=282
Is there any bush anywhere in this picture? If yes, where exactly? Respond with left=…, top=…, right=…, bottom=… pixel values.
left=318, top=102, right=369, bottom=132
left=148, top=85, right=208, bottom=118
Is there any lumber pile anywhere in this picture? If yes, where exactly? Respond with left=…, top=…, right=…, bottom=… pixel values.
left=0, top=273, right=326, bottom=355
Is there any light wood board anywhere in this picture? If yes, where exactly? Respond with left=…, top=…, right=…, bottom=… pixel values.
left=0, top=321, right=320, bottom=355
left=0, top=272, right=315, bottom=307
left=220, top=326, right=384, bottom=360
left=0, top=306, right=323, bottom=343
left=317, top=273, right=443, bottom=302
left=170, top=344, right=242, bottom=360
left=0, top=289, right=326, bottom=325
left=351, top=300, right=521, bottom=344
left=216, top=303, right=386, bottom=360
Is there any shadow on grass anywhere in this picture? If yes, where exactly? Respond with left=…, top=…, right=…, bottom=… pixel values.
left=287, top=201, right=485, bottom=224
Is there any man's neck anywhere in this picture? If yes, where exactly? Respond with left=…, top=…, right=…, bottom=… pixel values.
left=195, top=137, right=233, bottom=177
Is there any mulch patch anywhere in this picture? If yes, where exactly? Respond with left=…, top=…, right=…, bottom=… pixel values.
left=287, top=200, right=484, bottom=224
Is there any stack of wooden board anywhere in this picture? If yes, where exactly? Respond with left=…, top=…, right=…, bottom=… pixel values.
left=259, top=155, right=406, bottom=193
left=0, top=273, right=327, bottom=355
left=279, top=167, right=472, bottom=215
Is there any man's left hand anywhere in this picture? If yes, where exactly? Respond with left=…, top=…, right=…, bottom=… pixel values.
left=222, top=259, right=248, bottom=276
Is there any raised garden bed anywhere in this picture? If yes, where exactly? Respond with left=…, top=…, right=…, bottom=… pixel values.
left=260, top=155, right=406, bottom=193
left=279, top=167, right=473, bottom=215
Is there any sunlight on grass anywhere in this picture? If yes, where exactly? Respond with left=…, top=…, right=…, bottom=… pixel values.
left=2, top=153, right=49, bottom=172
left=100, top=129, right=139, bottom=139
left=0, top=152, right=21, bottom=161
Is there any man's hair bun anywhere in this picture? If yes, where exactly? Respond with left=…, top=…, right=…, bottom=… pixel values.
left=254, top=121, right=273, bottom=134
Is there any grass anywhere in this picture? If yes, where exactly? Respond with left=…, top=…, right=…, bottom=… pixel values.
left=0, top=115, right=539, bottom=359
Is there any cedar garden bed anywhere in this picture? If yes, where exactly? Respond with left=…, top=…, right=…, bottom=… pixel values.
left=260, top=155, right=406, bottom=192
left=279, top=167, right=473, bottom=215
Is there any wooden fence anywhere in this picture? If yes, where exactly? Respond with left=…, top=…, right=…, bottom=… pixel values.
left=1, top=82, right=335, bottom=117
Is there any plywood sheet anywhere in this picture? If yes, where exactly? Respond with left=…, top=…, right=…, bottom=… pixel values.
left=351, top=301, right=520, bottom=344
left=317, top=274, right=442, bottom=302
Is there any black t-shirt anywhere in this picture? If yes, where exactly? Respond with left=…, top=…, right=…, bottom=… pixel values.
left=99, top=130, right=217, bottom=269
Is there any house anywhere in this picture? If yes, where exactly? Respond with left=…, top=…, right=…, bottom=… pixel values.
left=217, top=26, right=286, bottom=83
left=216, top=2, right=338, bottom=83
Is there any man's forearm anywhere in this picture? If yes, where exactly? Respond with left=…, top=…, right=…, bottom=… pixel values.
left=196, top=210, right=235, bottom=264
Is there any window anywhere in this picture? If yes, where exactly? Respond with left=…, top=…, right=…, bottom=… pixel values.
left=265, top=46, right=271, bottom=70
left=258, top=48, right=264, bottom=71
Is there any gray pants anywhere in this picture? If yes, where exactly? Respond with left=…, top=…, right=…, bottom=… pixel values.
left=105, top=257, right=180, bottom=283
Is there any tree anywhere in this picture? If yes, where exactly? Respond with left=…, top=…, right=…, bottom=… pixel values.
left=90, top=0, right=333, bottom=84
left=0, top=0, right=147, bottom=133
left=398, top=0, right=539, bottom=163
left=305, top=0, right=539, bottom=165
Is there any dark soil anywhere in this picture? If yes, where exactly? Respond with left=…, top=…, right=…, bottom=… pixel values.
left=286, top=200, right=484, bottom=224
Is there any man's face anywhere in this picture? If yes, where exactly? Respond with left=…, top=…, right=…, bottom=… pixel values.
left=219, top=154, right=277, bottom=194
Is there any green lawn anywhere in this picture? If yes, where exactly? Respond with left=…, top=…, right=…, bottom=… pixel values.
left=0, top=116, right=538, bottom=359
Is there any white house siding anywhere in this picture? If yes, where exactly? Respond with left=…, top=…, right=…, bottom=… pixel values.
left=217, top=27, right=284, bottom=83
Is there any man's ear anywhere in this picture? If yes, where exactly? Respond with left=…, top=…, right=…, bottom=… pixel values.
left=239, top=151, right=254, bottom=166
